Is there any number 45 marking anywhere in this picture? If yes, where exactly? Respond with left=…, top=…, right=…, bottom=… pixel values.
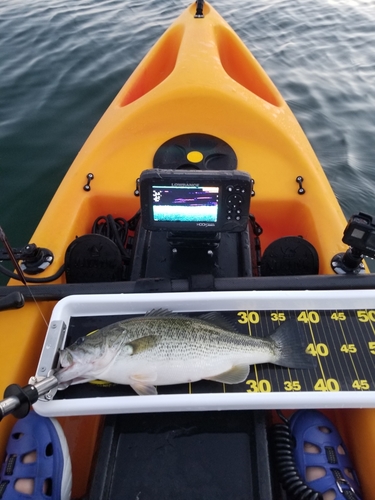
left=352, top=380, right=370, bottom=390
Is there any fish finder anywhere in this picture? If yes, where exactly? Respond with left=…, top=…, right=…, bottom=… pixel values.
left=140, top=169, right=252, bottom=233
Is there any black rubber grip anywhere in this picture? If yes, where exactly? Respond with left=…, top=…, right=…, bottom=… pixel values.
left=0, top=292, right=25, bottom=312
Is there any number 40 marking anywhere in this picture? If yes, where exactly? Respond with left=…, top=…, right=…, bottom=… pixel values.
left=314, top=378, right=339, bottom=391
left=297, top=311, right=320, bottom=323
left=306, top=343, right=329, bottom=357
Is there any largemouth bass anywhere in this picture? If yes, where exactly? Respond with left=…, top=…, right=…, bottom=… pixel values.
left=56, top=309, right=315, bottom=395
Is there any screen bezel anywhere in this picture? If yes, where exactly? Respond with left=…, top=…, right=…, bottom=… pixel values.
left=140, top=169, right=251, bottom=233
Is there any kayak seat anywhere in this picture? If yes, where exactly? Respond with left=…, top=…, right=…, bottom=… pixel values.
left=260, top=236, right=319, bottom=276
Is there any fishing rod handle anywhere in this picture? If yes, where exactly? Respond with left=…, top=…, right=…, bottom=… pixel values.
left=0, top=395, right=20, bottom=421
left=0, top=375, right=58, bottom=421
left=0, top=292, right=24, bottom=312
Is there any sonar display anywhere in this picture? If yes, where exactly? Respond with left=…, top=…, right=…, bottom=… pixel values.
left=152, top=185, right=219, bottom=223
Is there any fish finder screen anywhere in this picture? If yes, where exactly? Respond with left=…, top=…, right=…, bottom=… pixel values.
left=151, top=185, right=219, bottom=223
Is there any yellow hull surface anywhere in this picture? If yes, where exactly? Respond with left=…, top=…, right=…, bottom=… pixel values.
left=1, top=2, right=373, bottom=498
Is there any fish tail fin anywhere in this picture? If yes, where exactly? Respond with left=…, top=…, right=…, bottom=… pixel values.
left=270, top=320, right=316, bottom=369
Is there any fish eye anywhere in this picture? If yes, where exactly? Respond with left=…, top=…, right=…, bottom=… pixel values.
left=75, top=336, right=86, bottom=346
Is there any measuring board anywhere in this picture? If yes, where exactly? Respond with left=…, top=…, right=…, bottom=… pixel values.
left=34, top=290, right=375, bottom=417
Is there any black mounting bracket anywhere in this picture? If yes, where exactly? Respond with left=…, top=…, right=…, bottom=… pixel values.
left=0, top=243, right=53, bottom=275
left=195, top=0, right=204, bottom=18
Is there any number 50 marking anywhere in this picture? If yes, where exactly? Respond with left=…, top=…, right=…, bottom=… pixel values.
left=357, top=310, right=375, bottom=322
left=368, top=341, right=375, bottom=354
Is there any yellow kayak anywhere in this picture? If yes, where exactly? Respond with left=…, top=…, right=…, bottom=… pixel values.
left=0, top=2, right=374, bottom=498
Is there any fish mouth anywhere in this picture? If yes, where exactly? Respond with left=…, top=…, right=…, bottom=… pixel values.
left=55, top=363, right=93, bottom=386
left=55, top=348, right=92, bottom=386
left=55, top=363, right=77, bottom=385
left=58, top=348, right=73, bottom=368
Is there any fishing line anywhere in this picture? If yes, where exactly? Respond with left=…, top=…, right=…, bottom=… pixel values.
left=0, top=227, right=49, bottom=327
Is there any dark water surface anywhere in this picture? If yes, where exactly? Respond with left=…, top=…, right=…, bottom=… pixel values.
left=0, top=0, right=374, bottom=269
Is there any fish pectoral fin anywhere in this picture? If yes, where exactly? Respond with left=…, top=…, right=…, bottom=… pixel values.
left=127, top=335, right=158, bottom=355
left=130, top=383, right=158, bottom=396
left=130, top=373, right=158, bottom=395
left=206, top=364, right=250, bottom=385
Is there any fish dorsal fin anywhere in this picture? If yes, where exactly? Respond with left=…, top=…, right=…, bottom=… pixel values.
left=199, top=312, right=238, bottom=332
left=127, top=335, right=158, bottom=355
left=144, top=309, right=238, bottom=333
left=144, top=308, right=179, bottom=318
left=206, top=364, right=250, bottom=384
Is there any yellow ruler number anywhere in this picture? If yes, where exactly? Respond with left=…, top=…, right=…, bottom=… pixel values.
left=284, top=381, right=301, bottom=392
left=340, top=343, right=357, bottom=354
left=270, top=312, right=286, bottom=321
left=297, top=311, right=320, bottom=323
left=368, top=341, right=375, bottom=354
left=237, top=311, right=260, bottom=324
left=357, top=310, right=375, bottom=322
left=246, top=379, right=272, bottom=393
left=352, top=380, right=370, bottom=390
left=314, top=378, right=340, bottom=392
left=306, top=343, right=329, bottom=357
left=331, top=312, right=346, bottom=321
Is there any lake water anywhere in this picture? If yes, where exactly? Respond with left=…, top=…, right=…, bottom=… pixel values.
left=0, top=0, right=374, bottom=279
